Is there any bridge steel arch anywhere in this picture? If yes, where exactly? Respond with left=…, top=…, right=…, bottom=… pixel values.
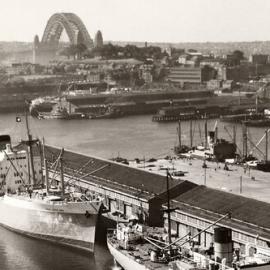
left=41, top=13, right=93, bottom=48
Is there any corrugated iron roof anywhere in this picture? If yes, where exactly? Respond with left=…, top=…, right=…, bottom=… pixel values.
left=172, top=186, right=270, bottom=238
left=44, top=145, right=189, bottom=200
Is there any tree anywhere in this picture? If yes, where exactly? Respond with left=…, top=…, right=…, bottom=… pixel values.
left=232, top=50, right=245, bottom=61
left=59, top=44, right=87, bottom=59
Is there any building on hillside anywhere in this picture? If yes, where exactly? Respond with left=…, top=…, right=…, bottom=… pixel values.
left=200, top=58, right=223, bottom=68
left=207, top=79, right=222, bottom=90
left=226, top=54, right=240, bottom=66
left=142, top=71, right=153, bottom=83
left=86, top=72, right=101, bottom=83
left=249, top=54, right=269, bottom=65
left=222, top=80, right=236, bottom=90
left=178, top=54, right=201, bottom=66
left=167, top=67, right=202, bottom=86
left=140, top=64, right=153, bottom=83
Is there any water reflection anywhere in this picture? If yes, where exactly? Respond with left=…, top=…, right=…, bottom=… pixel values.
left=0, top=226, right=113, bottom=270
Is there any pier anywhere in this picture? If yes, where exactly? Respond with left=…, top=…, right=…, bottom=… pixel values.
left=129, top=157, right=270, bottom=203
left=41, top=145, right=270, bottom=256
left=43, top=145, right=270, bottom=258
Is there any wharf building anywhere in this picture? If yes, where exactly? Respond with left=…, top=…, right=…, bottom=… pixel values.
left=60, top=89, right=213, bottom=115
left=164, top=186, right=270, bottom=258
left=44, top=145, right=197, bottom=227
left=44, top=145, right=270, bottom=258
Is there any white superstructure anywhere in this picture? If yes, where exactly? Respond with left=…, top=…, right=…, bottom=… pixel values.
left=0, top=143, right=42, bottom=192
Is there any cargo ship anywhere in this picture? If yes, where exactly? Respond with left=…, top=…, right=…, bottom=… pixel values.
left=107, top=223, right=270, bottom=270
left=0, top=129, right=102, bottom=252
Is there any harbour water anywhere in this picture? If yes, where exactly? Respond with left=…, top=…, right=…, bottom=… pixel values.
left=0, top=113, right=270, bottom=270
left=3, top=113, right=270, bottom=160
left=0, top=226, right=113, bottom=270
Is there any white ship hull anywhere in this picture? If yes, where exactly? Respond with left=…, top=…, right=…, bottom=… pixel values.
left=0, top=195, right=101, bottom=253
left=107, top=238, right=148, bottom=270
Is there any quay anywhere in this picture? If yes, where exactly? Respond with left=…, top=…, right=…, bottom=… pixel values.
left=129, top=157, right=270, bottom=203
left=44, top=145, right=270, bottom=258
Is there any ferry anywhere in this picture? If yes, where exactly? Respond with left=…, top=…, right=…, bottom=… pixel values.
left=0, top=132, right=102, bottom=253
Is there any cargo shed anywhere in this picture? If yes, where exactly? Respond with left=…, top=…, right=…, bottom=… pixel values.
left=44, top=145, right=197, bottom=227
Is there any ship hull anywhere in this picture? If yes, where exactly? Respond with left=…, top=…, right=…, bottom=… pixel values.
left=107, top=239, right=147, bottom=270
left=0, top=195, right=100, bottom=253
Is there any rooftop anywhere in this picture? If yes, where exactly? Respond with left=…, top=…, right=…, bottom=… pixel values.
left=44, top=145, right=185, bottom=201
left=172, top=185, right=270, bottom=240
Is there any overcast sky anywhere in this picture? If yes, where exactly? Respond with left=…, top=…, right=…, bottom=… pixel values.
left=1, top=0, right=270, bottom=43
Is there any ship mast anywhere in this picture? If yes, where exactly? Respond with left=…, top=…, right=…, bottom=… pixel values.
left=204, top=117, right=208, bottom=148
left=190, top=120, right=193, bottom=148
left=242, top=123, right=248, bottom=159
left=60, top=148, right=65, bottom=198
left=177, top=120, right=181, bottom=149
left=25, top=109, right=36, bottom=185
left=265, top=129, right=268, bottom=161
left=166, top=169, right=172, bottom=246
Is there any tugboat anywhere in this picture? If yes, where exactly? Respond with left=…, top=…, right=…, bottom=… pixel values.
left=0, top=115, right=102, bottom=253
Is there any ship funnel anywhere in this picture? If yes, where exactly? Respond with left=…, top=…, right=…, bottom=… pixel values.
left=0, top=135, right=11, bottom=151
left=214, top=227, right=233, bottom=265
left=208, top=131, right=215, bottom=144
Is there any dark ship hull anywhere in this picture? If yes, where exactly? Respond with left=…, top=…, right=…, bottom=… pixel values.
left=213, top=141, right=237, bottom=162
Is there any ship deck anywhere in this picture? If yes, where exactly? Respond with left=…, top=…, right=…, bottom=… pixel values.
left=107, top=235, right=234, bottom=270
left=108, top=237, right=178, bottom=270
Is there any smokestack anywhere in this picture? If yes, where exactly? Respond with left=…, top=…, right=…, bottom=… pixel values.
left=214, top=227, right=233, bottom=265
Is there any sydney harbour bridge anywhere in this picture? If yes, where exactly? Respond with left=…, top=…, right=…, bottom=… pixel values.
left=33, top=13, right=102, bottom=63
